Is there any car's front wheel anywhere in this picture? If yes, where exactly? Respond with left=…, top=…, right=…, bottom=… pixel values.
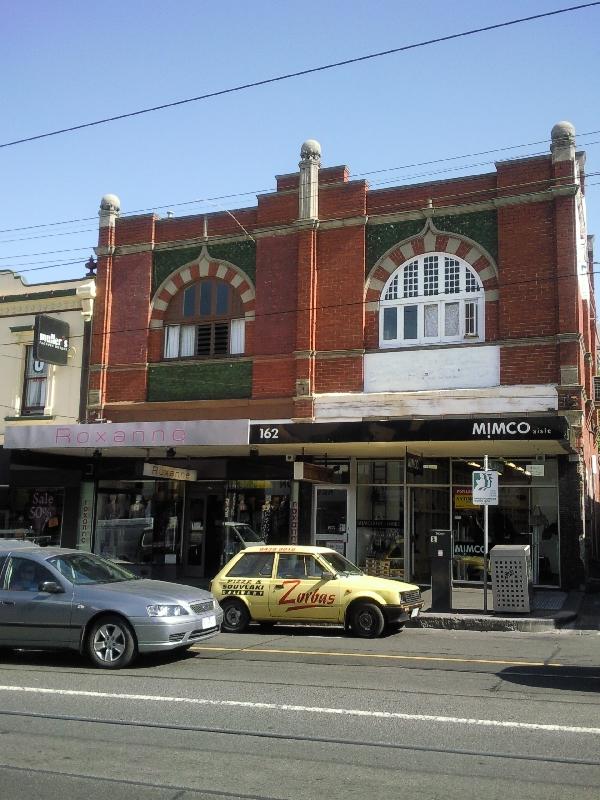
left=87, top=615, right=137, bottom=669
left=350, top=602, right=385, bottom=638
left=221, top=599, right=251, bottom=633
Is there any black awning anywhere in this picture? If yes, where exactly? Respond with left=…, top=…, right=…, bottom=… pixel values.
left=250, top=417, right=569, bottom=445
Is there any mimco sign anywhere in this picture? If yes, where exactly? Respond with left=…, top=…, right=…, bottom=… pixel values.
left=472, top=420, right=532, bottom=438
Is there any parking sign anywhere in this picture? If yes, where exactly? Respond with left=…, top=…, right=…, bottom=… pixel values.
left=472, top=470, right=498, bottom=505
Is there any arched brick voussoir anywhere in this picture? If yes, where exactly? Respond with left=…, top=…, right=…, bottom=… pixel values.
left=365, top=220, right=499, bottom=298
left=149, top=256, right=256, bottom=327
left=472, top=255, right=499, bottom=289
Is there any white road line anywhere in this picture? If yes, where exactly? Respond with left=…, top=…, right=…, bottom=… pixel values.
left=0, top=684, right=598, bottom=735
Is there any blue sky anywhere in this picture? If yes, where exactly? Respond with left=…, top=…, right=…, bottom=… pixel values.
left=1, top=0, right=599, bottom=285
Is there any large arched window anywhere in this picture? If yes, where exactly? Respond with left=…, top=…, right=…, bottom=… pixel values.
left=379, top=253, right=484, bottom=347
left=163, top=278, right=245, bottom=359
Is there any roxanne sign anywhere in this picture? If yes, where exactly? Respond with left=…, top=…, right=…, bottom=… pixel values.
left=4, top=420, right=250, bottom=450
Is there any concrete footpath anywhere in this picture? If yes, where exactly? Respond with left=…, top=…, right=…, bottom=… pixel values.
left=414, top=585, right=600, bottom=632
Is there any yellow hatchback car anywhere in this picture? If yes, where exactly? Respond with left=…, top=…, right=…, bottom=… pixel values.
left=210, top=545, right=423, bottom=638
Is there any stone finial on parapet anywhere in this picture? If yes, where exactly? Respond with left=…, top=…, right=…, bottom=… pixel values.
left=99, top=193, right=121, bottom=228
left=298, top=139, right=321, bottom=221
left=550, top=121, right=576, bottom=163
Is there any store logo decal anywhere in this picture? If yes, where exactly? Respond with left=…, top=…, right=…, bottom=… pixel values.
left=472, top=421, right=531, bottom=438
left=278, top=579, right=336, bottom=611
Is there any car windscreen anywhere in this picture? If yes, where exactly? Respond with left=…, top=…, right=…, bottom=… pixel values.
left=321, top=552, right=363, bottom=576
left=47, top=553, right=139, bottom=585
left=231, top=524, right=263, bottom=543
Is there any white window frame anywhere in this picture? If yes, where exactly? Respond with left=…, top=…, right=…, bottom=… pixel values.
left=22, top=345, right=48, bottom=415
left=163, top=319, right=246, bottom=359
left=379, top=253, right=485, bottom=347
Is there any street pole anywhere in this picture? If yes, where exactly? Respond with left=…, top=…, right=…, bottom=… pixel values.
left=483, top=454, right=488, bottom=613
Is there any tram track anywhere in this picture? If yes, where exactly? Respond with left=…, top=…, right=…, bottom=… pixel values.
left=1, top=708, right=600, bottom=767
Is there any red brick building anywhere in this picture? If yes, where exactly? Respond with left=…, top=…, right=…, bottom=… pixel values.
left=17, top=122, right=597, bottom=589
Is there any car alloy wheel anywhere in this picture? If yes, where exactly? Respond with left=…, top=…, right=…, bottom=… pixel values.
left=87, top=615, right=136, bottom=669
left=351, top=602, right=385, bottom=638
left=221, top=599, right=250, bottom=633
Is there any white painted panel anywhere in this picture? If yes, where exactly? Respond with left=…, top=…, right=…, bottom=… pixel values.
left=364, top=345, right=500, bottom=393
left=314, top=384, right=557, bottom=421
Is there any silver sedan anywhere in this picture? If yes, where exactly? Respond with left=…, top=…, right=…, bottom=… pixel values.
left=0, top=544, right=222, bottom=668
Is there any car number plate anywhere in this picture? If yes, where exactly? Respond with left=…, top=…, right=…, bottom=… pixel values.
left=201, top=615, right=216, bottom=629
left=410, top=608, right=420, bottom=618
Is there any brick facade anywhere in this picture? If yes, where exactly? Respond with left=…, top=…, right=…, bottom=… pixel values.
left=89, top=127, right=598, bottom=586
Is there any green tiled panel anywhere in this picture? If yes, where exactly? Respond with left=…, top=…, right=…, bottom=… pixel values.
left=152, top=241, right=256, bottom=294
left=147, top=361, right=252, bottom=401
left=366, top=210, right=498, bottom=274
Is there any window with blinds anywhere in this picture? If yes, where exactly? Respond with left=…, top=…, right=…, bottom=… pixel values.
left=162, top=278, right=245, bottom=359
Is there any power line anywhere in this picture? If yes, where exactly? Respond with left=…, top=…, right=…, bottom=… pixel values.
left=1, top=4, right=599, bottom=149
left=2, top=261, right=600, bottom=354
left=1, top=125, right=600, bottom=243
left=1, top=164, right=599, bottom=271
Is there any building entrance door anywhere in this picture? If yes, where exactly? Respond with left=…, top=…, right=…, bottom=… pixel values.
left=408, top=487, right=450, bottom=584
left=313, top=486, right=349, bottom=557
left=182, top=488, right=224, bottom=579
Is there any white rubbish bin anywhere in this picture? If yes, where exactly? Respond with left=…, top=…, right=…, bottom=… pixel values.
left=490, top=544, right=532, bottom=613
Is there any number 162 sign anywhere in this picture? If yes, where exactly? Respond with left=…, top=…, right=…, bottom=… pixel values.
left=472, top=470, right=499, bottom=505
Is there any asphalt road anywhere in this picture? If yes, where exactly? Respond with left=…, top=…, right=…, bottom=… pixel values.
left=0, top=624, right=598, bottom=800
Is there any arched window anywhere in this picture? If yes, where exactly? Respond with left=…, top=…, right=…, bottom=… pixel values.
left=163, top=279, right=245, bottom=359
left=379, top=253, right=484, bottom=347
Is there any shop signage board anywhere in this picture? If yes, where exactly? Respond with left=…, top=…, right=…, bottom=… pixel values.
left=406, top=451, right=423, bottom=475
left=4, top=419, right=250, bottom=450
left=34, top=315, right=70, bottom=366
left=293, top=462, right=336, bottom=483
left=527, top=464, right=545, bottom=477
left=143, top=463, right=197, bottom=481
left=250, top=417, right=568, bottom=445
left=76, top=481, right=94, bottom=551
left=454, top=488, right=476, bottom=509
left=472, top=470, right=499, bottom=506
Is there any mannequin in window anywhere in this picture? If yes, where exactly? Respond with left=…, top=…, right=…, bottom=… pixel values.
left=106, top=495, right=119, bottom=520
left=237, top=495, right=250, bottom=524
left=260, top=496, right=272, bottom=543
left=129, top=495, right=146, bottom=518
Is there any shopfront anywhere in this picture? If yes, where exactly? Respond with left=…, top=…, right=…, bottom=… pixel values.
left=249, top=416, right=574, bottom=589
left=3, top=416, right=576, bottom=587
left=355, top=456, right=560, bottom=587
left=0, top=451, right=82, bottom=548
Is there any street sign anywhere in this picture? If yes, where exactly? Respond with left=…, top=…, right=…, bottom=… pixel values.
left=472, top=470, right=499, bottom=505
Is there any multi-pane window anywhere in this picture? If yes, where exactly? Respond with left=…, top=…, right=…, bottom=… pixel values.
left=22, top=346, right=48, bottom=415
left=163, top=279, right=245, bottom=359
left=380, top=253, right=483, bottom=347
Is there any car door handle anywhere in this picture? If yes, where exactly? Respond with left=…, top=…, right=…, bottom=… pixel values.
left=274, top=584, right=284, bottom=589
left=0, top=600, right=15, bottom=606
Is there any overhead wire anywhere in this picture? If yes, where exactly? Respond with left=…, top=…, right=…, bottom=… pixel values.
left=1, top=127, right=600, bottom=243
left=3, top=257, right=600, bottom=356
left=1, top=159, right=600, bottom=272
left=1, top=3, right=599, bottom=149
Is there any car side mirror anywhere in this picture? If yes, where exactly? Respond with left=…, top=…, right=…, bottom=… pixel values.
left=321, top=570, right=336, bottom=580
left=39, top=581, right=64, bottom=594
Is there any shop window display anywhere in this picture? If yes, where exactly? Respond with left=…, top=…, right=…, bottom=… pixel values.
left=451, top=459, right=560, bottom=586
left=225, top=482, right=290, bottom=546
left=0, top=487, right=63, bottom=546
left=95, top=480, right=182, bottom=566
left=355, top=457, right=560, bottom=587
left=356, top=484, right=404, bottom=579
